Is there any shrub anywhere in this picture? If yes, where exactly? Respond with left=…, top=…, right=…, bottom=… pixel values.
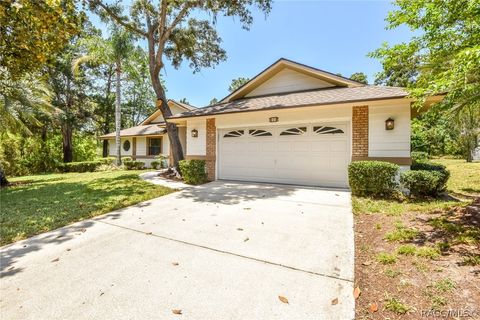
left=122, top=157, right=132, bottom=163
left=98, top=157, right=116, bottom=165
left=348, top=161, right=399, bottom=197
left=123, top=160, right=145, bottom=170
left=179, top=159, right=207, bottom=185
left=60, top=161, right=102, bottom=173
left=411, top=151, right=429, bottom=163
left=156, top=154, right=169, bottom=168
left=401, top=161, right=449, bottom=197
left=401, top=170, right=443, bottom=196
left=150, top=161, right=160, bottom=169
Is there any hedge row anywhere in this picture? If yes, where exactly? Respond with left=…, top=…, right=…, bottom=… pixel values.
left=348, top=160, right=450, bottom=198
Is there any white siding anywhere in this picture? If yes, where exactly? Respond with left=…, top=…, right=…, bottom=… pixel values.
left=136, top=137, right=146, bottom=155
left=186, top=119, right=206, bottom=155
left=107, top=138, right=133, bottom=156
left=149, top=104, right=190, bottom=123
left=369, top=104, right=411, bottom=157
left=245, top=68, right=335, bottom=97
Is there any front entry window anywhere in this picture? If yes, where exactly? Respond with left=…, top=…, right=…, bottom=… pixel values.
left=148, top=138, right=162, bottom=155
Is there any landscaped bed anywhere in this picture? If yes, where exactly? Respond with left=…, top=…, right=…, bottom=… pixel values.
left=0, top=170, right=174, bottom=246
left=353, top=158, right=480, bottom=319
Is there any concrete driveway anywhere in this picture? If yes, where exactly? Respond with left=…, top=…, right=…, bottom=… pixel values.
left=0, top=181, right=354, bottom=320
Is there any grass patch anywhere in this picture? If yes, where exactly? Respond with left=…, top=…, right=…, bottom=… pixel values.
left=352, top=196, right=461, bottom=216
left=0, top=170, right=174, bottom=245
left=462, top=254, right=480, bottom=266
left=385, top=222, right=419, bottom=242
left=397, top=244, right=440, bottom=259
left=384, top=296, right=411, bottom=314
left=384, top=268, right=402, bottom=278
left=376, top=252, right=397, bottom=264
left=416, top=246, right=441, bottom=259
left=397, top=244, right=417, bottom=255
left=433, top=278, right=456, bottom=293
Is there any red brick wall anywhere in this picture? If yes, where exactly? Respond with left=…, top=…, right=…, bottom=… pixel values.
left=352, top=105, right=369, bottom=159
left=206, top=118, right=216, bottom=181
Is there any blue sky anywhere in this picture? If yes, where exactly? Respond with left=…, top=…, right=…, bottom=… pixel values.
left=93, top=1, right=413, bottom=107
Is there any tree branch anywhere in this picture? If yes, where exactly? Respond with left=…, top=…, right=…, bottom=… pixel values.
left=89, top=0, right=148, bottom=37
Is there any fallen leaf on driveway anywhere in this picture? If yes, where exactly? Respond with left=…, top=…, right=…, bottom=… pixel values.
left=278, top=296, right=289, bottom=304
left=369, top=302, right=378, bottom=313
left=243, top=208, right=251, bottom=210
left=331, top=298, right=338, bottom=305
left=66, top=248, right=71, bottom=251
left=146, top=232, right=152, bottom=235
left=80, top=228, right=86, bottom=233
left=172, top=262, right=179, bottom=266
left=237, top=228, right=243, bottom=231
left=51, top=258, right=59, bottom=262
left=353, top=287, right=361, bottom=299
left=244, top=237, right=249, bottom=242
left=172, top=309, right=182, bottom=315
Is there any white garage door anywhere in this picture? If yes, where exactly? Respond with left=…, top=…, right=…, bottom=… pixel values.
left=218, top=123, right=350, bottom=188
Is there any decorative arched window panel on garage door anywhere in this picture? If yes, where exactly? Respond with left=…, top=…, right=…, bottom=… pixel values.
left=223, top=130, right=244, bottom=138
left=313, top=126, right=344, bottom=135
left=249, top=129, right=272, bottom=137
left=279, top=127, right=307, bottom=136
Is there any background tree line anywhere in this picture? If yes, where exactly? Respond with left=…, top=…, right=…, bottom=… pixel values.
left=1, top=0, right=478, bottom=186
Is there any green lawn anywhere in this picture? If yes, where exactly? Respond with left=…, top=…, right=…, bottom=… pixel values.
left=0, top=170, right=174, bottom=245
left=434, top=158, right=480, bottom=196
left=353, top=158, right=479, bottom=216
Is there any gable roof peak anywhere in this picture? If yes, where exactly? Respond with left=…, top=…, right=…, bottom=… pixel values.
left=220, top=58, right=366, bottom=103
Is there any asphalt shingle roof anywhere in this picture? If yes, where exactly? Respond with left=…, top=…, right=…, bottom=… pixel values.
left=99, top=123, right=166, bottom=139
left=169, top=86, right=408, bottom=119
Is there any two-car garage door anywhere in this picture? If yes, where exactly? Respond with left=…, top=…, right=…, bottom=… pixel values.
left=218, top=123, right=350, bottom=188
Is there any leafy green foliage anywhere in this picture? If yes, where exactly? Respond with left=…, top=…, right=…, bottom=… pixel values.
left=0, top=171, right=173, bottom=245
left=179, top=160, right=207, bottom=185
left=371, top=0, right=480, bottom=113
left=411, top=151, right=429, bottom=163
left=0, top=132, right=97, bottom=177
left=349, top=72, right=368, bottom=84
left=150, top=161, right=160, bottom=169
left=228, top=77, right=250, bottom=92
left=348, top=161, right=399, bottom=197
left=403, top=161, right=450, bottom=197
left=401, top=170, right=448, bottom=197
left=0, top=0, right=83, bottom=78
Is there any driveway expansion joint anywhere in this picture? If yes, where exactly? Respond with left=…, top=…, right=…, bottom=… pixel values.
left=97, top=219, right=354, bottom=283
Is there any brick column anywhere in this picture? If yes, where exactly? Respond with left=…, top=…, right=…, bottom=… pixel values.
left=352, top=105, right=369, bottom=159
left=206, top=118, right=216, bottom=181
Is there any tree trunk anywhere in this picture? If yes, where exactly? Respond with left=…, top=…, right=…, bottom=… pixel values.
left=62, top=124, right=73, bottom=163
left=115, top=60, right=122, bottom=166
left=0, top=165, right=8, bottom=187
left=150, top=73, right=184, bottom=169
left=103, top=65, right=114, bottom=158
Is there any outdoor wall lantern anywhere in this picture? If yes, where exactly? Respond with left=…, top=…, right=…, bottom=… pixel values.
left=385, top=117, right=395, bottom=130
left=269, top=117, right=279, bottom=123
left=191, top=129, right=198, bottom=138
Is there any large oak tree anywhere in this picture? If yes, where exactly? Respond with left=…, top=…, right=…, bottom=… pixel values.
left=88, top=0, right=272, bottom=168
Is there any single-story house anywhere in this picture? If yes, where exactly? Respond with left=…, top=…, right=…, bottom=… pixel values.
left=99, top=100, right=195, bottom=167
left=167, top=58, right=441, bottom=188
left=104, top=58, right=440, bottom=188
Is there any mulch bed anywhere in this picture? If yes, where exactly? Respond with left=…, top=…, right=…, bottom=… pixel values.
left=354, top=198, right=480, bottom=319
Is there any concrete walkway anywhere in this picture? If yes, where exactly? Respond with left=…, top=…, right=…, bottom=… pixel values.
left=0, top=181, right=354, bottom=320
left=139, top=170, right=192, bottom=189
